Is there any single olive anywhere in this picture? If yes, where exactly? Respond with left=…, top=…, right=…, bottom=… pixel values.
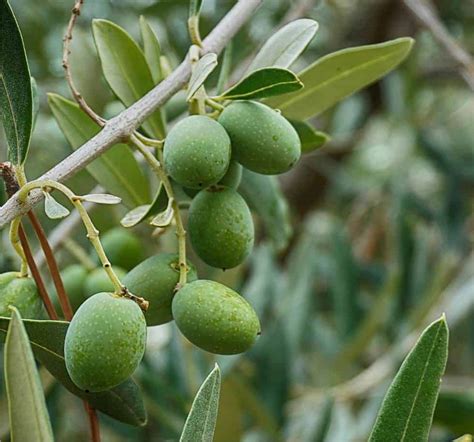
left=123, top=253, right=198, bottom=326
left=64, top=292, right=147, bottom=392
left=164, top=115, right=231, bottom=189
left=94, top=227, right=144, bottom=271
left=60, top=264, right=89, bottom=311
left=218, top=101, right=301, bottom=175
left=172, top=280, right=260, bottom=355
left=0, top=272, right=43, bottom=319
left=83, top=267, right=127, bottom=297
left=188, top=187, right=254, bottom=269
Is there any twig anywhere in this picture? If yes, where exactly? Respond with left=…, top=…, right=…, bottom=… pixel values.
left=84, top=403, right=101, bottom=442
left=403, top=0, right=474, bottom=90
left=62, top=0, right=105, bottom=125
left=0, top=0, right=264, bottom=228
left=27, top=211, right=74, bottom=319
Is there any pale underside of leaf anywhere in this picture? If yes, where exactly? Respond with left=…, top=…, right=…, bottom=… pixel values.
left=121, top=184, right=168, bottom=228
left=149, top=197, right=174, bottom=227
left=80, top=193, right=122, bottom=205
left=187, top=53, right=218, bottom=101
left=247, top=18, right=319, bottom=72
left=43, top=192, right=70, bottom=219
left=180, top=364, right=221, bottom=442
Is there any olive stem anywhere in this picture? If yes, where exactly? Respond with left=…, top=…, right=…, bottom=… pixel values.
left=188, top=16, right=203, bottom=48
left=205, top=98, right=225, bottom=113
left=130, top=135, right=188, bottom=287
left=9, top=165, right=28, bottom=276
left=17, top=180, right=124, bottom=295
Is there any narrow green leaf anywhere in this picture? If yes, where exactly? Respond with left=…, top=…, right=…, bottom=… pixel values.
left=139, top=16, right=163, bottom=84
left=290, top=120, right=330, bottom=153
left=239, top=169, right=292, bottom=251
left=121, top=184, right=168, bottom=228
left=218, top=68, right=303, bottom=101
left=180, top=364, right=221, bottom=442
left=48, top=93, right=150, bottom=208
left=5, top=308, right=54, bottom=441
left=0, top=0, right=33, bottom=165
left=247, top=19, right=318, bottom=72
left=369, top=315, right=449, bottom=442
left=43, top=192, right=70, bottom=219
left=189, top=0, right=203, bottom=18
left=187, top=53, right=218, bottom=101
left=0, top=316, right=147, bottom=427
left=92, top=19, right=165, bottom=138
left=266, top=38, right=414, bottom=120
left=216, top=43, right=233, bottom=96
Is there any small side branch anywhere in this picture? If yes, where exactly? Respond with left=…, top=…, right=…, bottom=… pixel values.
left=62, top=0, right=105, bottom=125
left=403, top=0, right=474, bottom=90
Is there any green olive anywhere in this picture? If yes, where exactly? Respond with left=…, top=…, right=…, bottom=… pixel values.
left=0, top=272, right=43, bottom=319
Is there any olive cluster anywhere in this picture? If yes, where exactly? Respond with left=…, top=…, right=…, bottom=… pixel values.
left=0, top=100, right=301, bottom=393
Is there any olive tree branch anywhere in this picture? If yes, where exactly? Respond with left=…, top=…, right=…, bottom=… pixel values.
left=0, top=0, right=264, bottom=228
left=403, top=0, right=474, bottom=91
left=62, top=0, right=105, bottom=126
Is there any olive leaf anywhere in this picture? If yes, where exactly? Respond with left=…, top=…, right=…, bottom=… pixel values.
left=0, top=0, right=33, bottom=165
left=31, top=76, right=39, bottom=129
left=216, top=42, right=233, bottom=95
left=150, top=196, right=174, bottom=227
left=5, top=308, right=54, bottom=441
left=217, top=67, right=303, bottom=101
left=189, top=0, right=203, bottom=18
left=247, top=19, right=319, bottom=72
left=121, top=184, right=169, bottom=228
left=48, top=93, right=150, bottom=208
left=139, top=16, right=163, bottom=84
left=290, top=120, right=330, bottom=153
left=180, top=364, right=221, bottom=442
left=0, top=316, right=147, bottom=427
left=92, top=19, right=166, bottom=139
left=80, top=193, right=122, bottom=205
left=369, top=315, right=449, bottom=442
left=266, top=37, right=414, bottom=120
left=43, top=191, right=70, bottom=219
left=239, top=169, right=292, bottom=251
left=187, top=53, right=218, bottom=101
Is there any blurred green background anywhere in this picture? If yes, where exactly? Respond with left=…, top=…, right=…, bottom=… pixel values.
left=0, top=0, right=473, bottom=441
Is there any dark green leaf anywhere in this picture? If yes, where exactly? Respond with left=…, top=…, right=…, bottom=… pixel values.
left=48, top=93, right=150, bottom=208
left=247, top=19, right=318, bottom=72
left=434, top=389, right=474, bottom=434
left=92, top=19, right=165, bottom=139
left=0, top=0, right=33, bottom=165
left=139, top=16, right=163, bottom=84
left=219, top=68, right=303, bottom=101
left=266, top=38, right=414, bottom=120
left=0, top=316, right=147, bottom=427
left=187, top=53, right=218, bottom=101
left=180, top=364, right=221, bottom=442
left=43, top=192, right=70, bottom=219
left=121, top=184, right=168, bottom=228
left=290, top=120, right=330, bottom=153
left=369, top=316, right=449, bottom=442
left=5, top=308, right=54, bottom=441
left=239, top=169, right=292, bottom=251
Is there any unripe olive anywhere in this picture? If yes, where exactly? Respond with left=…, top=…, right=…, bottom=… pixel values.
left=172, top=280, right=260, bottom=355
left=218, top=101, right=301, bottom=175
left=123, top=253, right=198, bottom=326
left=0, top=272, right=43, bottom=319
left=219, top=160, right=243, bottom=189
left=64, top=292, right=146, bottom=392
left=96, top=227, right=144, bottom=271
left=188, top=187, right=254, bottom=269
left=164, top=115, right=231, bottom=189
left=83, top=267, right=127, bottom=297
left=61, top=265, right=88, bottom=311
